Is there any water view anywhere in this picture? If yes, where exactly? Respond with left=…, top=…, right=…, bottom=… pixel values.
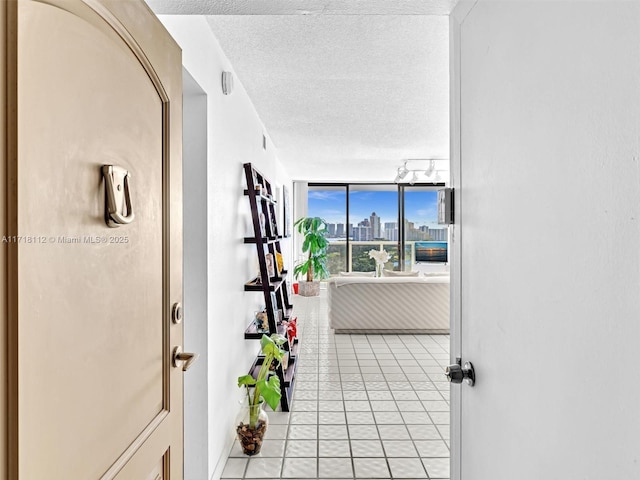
left=415, top=241, right=448, bottom=263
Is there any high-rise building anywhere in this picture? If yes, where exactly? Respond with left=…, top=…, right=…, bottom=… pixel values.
left=352, top=226, right=371, bottom=241
left=429, top=228, right=448, bottom=241
left=384, top=222, right=398, bottom=241
left=384, top=228, right=398, bottom=241
left=370, top=212, right=382, bottom=239
left=415, top=226, right=449, bottom=241
left=336, top=223, right=345, bottom=237
left=327, top=223, right=336, bottom=237
left=405, top=220, right=428, bottom=241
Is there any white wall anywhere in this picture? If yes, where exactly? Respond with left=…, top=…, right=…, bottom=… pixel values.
left=160, top=16, right=292, bottom=480
left=453, top=1, right=640, bottom=478
left=183, top=69, right=209, bottom=480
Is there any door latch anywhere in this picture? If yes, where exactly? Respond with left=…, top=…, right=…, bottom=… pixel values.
left=445, top=357, right=475, bottom=386
left=172, top=346, right=199, bottom=372
left=102, top=165, right=135, bottom=227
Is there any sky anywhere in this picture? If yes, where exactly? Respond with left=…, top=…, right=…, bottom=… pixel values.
left=308, top=189, right=440, bottom=229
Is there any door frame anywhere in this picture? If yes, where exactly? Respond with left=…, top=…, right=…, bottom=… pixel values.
left=1, top=1, right=9, bottom=478
left=449, top=2, right=479, bottom=480
left=3, top=1, right=16, bottom=476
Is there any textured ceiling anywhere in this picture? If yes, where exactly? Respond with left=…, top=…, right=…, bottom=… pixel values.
left=148, top=0, right=458, bottom=16
left=148, top=2, right=453, bottom=182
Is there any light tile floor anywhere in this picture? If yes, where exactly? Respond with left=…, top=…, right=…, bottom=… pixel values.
left=222, top=290, right=450, bottom=479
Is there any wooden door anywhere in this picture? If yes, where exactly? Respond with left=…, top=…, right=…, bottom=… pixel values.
left=5, top=1, right=184, bottom=478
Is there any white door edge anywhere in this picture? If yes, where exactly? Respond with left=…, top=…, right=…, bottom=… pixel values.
left=449, top=2, right=478, bottom=479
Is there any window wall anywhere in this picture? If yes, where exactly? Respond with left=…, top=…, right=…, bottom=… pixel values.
left=349, top=186, right=399, bottom=272
left=308, top=183, right=448, bottom=276
left=307, top=186, right=348, bottom=275
left=403, top=187, right=449, bottom=274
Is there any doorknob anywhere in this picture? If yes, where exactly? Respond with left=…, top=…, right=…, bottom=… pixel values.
left=445, top=358, right=475, bottom=386
left=172, top=346, right=199, bottom=371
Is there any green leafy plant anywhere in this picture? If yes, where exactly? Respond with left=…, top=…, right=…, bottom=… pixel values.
left=293, top=216, right=330, bottom=282
left=237, top=334, right=286, bottom=427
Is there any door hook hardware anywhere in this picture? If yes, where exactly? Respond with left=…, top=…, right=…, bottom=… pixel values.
left=172, top=346, right=199, bottom=372
left=445, top=357, right=475, bottom=386
left=102, top=165, right=135, bottom=227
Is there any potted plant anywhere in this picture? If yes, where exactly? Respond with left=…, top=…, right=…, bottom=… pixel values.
left=236, top=334, right=286, bottom=455
left=293, top=216, right=330, bottom=296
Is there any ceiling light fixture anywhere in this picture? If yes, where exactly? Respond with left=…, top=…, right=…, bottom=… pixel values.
left=393, top=159, right=447, bottom=184
left=394, top=162, right=410, bottom=183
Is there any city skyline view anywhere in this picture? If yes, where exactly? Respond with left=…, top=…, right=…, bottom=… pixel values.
left=308, top=187, right=449, bottom=271
left=308, top=188, right=441, bottom=231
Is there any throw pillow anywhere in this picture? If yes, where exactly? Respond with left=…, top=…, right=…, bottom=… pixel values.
left=382, top=269, right=419, bottom=277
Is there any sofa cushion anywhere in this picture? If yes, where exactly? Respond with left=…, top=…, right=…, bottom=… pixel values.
left=330, top=276, right=448, bottom=287
left=339, top=271, right=376, bottom=277
left=382, top=269, right=419, bottom=277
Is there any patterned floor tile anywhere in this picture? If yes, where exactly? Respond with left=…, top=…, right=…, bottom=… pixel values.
left=381, top=439, right=418, bottom=457
left=288, top=424, right=318, bottom=440
left=414, top=440, right=450, bottom=458
left=220, top=293, right=451, bottom=479
left=372, top=411, right=404, bottom=425
left=244, top=457, right=283, bottom=478
left=344, top=401, right=372, bottom=412
left=318, top=440, right=351, bottom=457
left=387, top=457, right=428, bottom=479
left=319, top=424, right=349, bottom=440
left=285, top=439, right=317, bottom=457
left=281, top=458, right=317, bottom=478
left=350, top=439, right=385, bottom=457
left=353, top=458, right=391, bottom=478
left=221, top=458, right=247, bottom=479
left=348, top=424, right=380, bottom=440
left=318, top=457, right=353, bottom=478
left=407, top=424, right=441, bottom=440
left=423, top=457, right=451, bottom=478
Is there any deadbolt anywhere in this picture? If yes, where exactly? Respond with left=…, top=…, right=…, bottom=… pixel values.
left=445, top=358, right=475, bottom=386
left=172, top=346, right=199, bottom=372
left=172, top=302, right=183, bottom=324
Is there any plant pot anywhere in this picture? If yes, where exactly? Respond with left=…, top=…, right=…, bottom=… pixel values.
left=298, top=281, right=320, bottom=297
left=236, top=400, right=269, bottom=456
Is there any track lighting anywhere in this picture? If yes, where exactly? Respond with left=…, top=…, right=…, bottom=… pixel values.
left=393, top=159, right=447, bottom=184
left=394, top=162, right=410, bottom=183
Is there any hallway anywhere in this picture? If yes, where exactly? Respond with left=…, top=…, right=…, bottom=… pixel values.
left=221, top=290, right=451, bottom=479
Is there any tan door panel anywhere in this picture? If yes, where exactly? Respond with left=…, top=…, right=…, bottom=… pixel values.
left=6, top=0, right=184, bottom=478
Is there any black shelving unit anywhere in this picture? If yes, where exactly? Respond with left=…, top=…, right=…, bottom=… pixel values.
left=243, top=162, right=297, bottom=411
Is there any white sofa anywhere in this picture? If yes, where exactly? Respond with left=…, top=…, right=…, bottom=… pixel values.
left=327, top=275, right=450, bottom=334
